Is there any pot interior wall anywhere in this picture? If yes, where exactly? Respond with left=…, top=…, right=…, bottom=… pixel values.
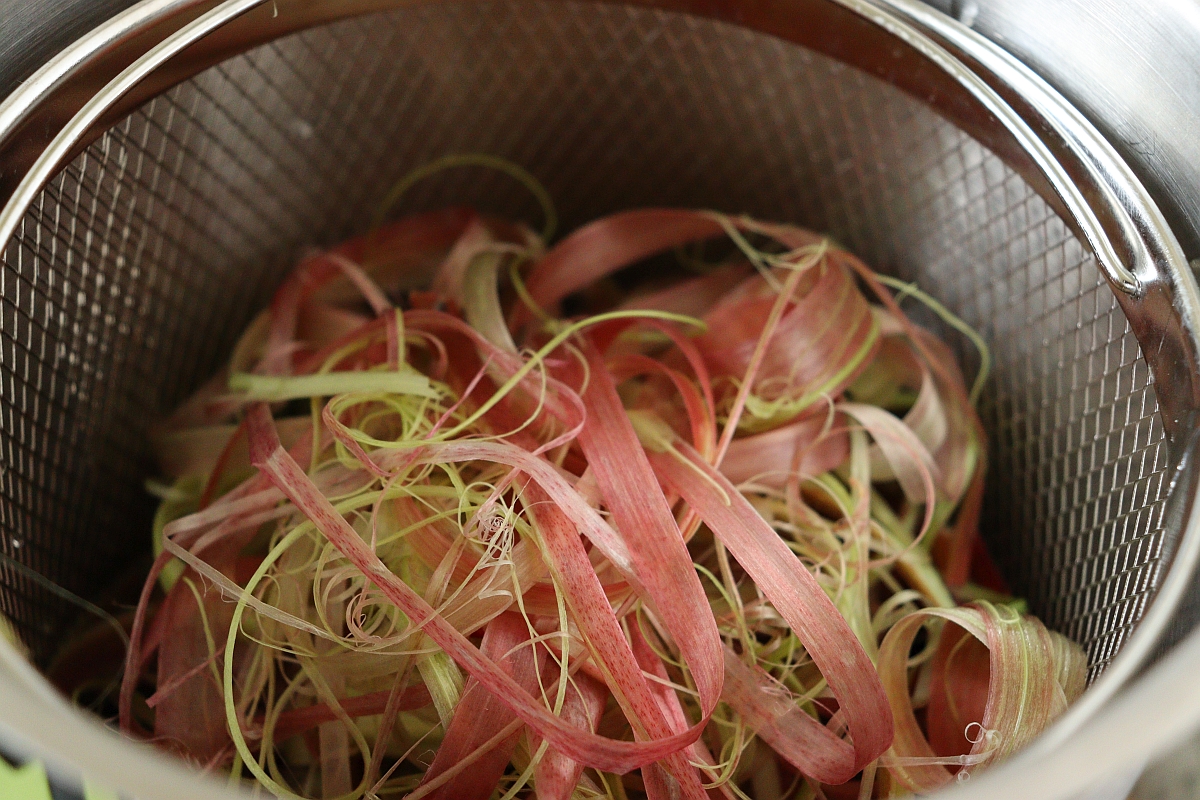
left=0, top=0, right=1171, bottom=680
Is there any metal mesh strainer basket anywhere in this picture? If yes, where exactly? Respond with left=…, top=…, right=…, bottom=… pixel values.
left=1, top=1, right=1199, bottom=798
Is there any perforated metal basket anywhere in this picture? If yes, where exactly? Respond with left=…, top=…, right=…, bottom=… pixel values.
left=1, top=1, right=1199, bottom=798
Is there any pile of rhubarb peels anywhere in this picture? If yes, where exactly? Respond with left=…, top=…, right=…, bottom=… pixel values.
left=107, top=205, right=1085, bottom=799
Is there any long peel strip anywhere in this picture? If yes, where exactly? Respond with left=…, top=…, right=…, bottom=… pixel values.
left=243, top=403, right=701, bottom=774
left=575, top=342, right=723, bottom=712
left=649, top=441, right=893, bottom=775
left=417, top=613, right=539, bottom=800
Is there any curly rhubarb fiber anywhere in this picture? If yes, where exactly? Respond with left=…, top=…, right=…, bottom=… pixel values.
left=112, top=204, right=1084, bottom=799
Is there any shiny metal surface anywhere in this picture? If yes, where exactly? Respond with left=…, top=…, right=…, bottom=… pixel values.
left=874, top=0, right=1200, bottom=440
left=0, top=0, right=265, bottom=293
left=6, top=0, right=1198, bottom=441
left=0, top=1, right=1197, bottom=798
left=865, top=0, right=1200, bottom=750
left=0, top=0, right=140, bottom=99
left=0, top=632, right=250, bottom=800
left=21, top=0, right=1196, bottom=237
left=944, top=0, right=1200, bottom=264
left=856, top=0, right=1147, bottom=299
left=0, top=0, right=223, bottom=201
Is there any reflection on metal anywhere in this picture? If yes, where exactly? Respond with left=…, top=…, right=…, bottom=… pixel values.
left=0, top=1, right=1196, bottom=799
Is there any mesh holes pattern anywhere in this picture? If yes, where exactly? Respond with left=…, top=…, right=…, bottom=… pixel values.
left=0, top=0, right=1171, bottom=675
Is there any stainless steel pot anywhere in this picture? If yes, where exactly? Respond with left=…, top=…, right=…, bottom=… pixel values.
left=0, top=1, right=1198, bottom=798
